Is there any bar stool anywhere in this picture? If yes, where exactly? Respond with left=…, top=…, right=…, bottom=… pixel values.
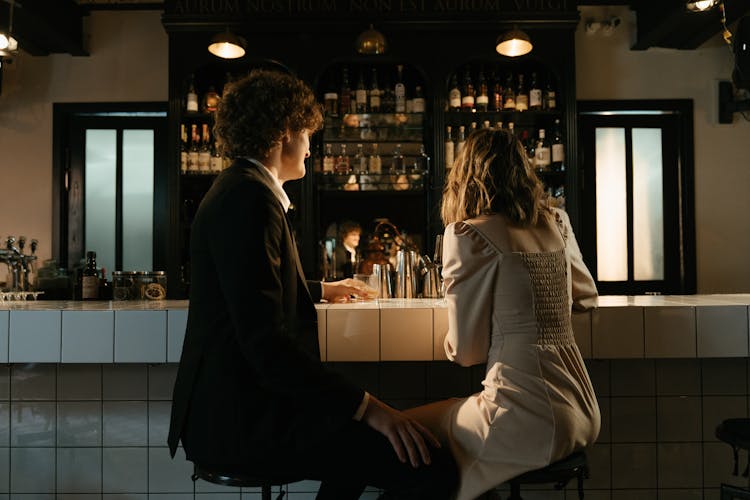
left=504, top=450, right=589, bottom=500
left=192, top=463, right=304, bottom=500
left=715, top=418, right=750, bottom=499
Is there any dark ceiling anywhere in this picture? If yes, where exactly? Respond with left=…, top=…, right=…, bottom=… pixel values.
left=0, top=0, right=748, bottom=57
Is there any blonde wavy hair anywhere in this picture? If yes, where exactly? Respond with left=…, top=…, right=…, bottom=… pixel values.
left=441, top=128, right=548, bottom=226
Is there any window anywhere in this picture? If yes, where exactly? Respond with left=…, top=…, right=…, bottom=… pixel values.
left=577, top=101, right=696, bottom=295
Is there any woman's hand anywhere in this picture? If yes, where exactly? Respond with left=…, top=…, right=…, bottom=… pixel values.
left=321, top=278, right=377, bottom=303
left=362, top=395, right=441, bottom=468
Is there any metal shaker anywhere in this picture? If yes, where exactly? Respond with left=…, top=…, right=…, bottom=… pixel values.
left=372, top=263, right=392, bottom=298
left=421, top=256, right=442, bottom=298
left=394, top=249, right=418, bottom=298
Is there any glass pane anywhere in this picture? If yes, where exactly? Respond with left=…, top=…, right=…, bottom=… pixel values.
left=632, top=128, right=664, bottom=280
left=595, top=128, right=628, bottom=281
left=122, top=130, right=154, bottom=271
left=85, top=129, right=117, bottom=276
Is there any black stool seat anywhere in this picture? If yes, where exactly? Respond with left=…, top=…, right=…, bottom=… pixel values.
left=715, top=418, right=750, bottom=499
left=192, top=463, right=303, bottom=500
left=506, top=450, right=588, bottom=500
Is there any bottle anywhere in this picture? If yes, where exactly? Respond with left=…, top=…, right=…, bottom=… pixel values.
left=461, top=67, right=475, bottom=112
left=414, top=144, right=430, bottom=174
left=312, top=144, right=322, bottom=174
left=324, top=82, right=339, bottom=117
left=354, top=143, right=368, bottom=174
left=339, top=67, right=351, bottom=117
left=210, top=141, right=223, bottom=173
left=470, top=121, right=478, bottom=133
left=198, top=124, right=211, bottom=173
left=323, top=143, right=335, bottom=174
left=482, top=120, right=491, bottom=129
left=180, top=124, right=188, bottom=174
left=356, top=69, right=368, bottom=113
left=381, top=74, right=395, bottom=113
left=186, top=75, right=198, bottom=112
left=544, top=77, right=557, bottom=110
left=335, top=144, right=350, bottom=174
left=476, top=68, right=489, bottom=112
left=412, top=85, right=426, bottom=113
left=188, top=124, right=200, bottom=173
left=204, top=85, right=220, bottom=112
left=99, top=267, right=112, bottom=300
left=535, top=129, right=551, bottom=171
left=529, top=72, right=542, bottom=111
left=369, top=143, right=382, bottom=174
left=508, top=122, right=515, bottom=136
left=394, top=65, right=406, bottom=113
left=456, top=125, right=466, bottom=157
left=448, top=73, right=461, bottom=112
left=491, top=70, right=503, bottom=112
left=521, top=129, right=536, bottom=170
left=391, top=143, right=405, bottom=173
left=81, top=251, right=99, bottom=300
left=503, top=74, right=516, bottom=110
left=369, top=67, right=381, bottom=112
left=496, top=121, right=503, bottom=129
left=515, top=73, right=529, bottom=112
left=551, top=118, right=565, bottom=172
left=444, top=125, right=455, bottom=171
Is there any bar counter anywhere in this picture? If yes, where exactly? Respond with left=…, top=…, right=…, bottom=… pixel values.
left=0, top=294, right=748, bottom=363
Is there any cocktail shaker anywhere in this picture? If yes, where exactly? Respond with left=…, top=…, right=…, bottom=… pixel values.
left=394, top=249, right=418, bottom=298
left=372, top=263, right=392, bottom=298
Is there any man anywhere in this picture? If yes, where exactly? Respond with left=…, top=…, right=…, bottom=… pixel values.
left=167, top=69, right=457, bottom=499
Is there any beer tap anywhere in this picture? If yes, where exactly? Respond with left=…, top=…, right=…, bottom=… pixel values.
left=0, top=236, right=39, bottom=292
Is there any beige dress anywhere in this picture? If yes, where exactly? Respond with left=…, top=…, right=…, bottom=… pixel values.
left=441, top=208, right=600, bottom=500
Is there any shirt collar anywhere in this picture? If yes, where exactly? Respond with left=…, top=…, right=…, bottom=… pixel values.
left=243, top=158, right=291, bottom=213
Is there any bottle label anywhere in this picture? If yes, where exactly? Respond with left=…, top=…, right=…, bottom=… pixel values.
left=186, top=95, right=198, bottom=112
left=530, top=90, right=542, bottom=108
left=412, top=98, right=425, bottom=113
left=476, top=95, right=489, bottom=105
left=210, top=156, right=224, bottom=173
left=504, top=97, right=516, bottom=109
left=198, top=152, right=211, bottom=171
left=82, top=276, right=99, bottom=300
left=536, top=147, right=551, bottom=166
left=370, top=92, right=381, bottom=111
left=449, top=89, right=461, bottom=108
left=445, top=142, right=455, bottom=169
left=356, top=90, right=367, bottom=106
left=323, top=157, right=334, bottom=173
left=180, top=152, right=188, bottom=173
left=188, top=152, right=199, bottom=172
left=552, top=143, right=565, bottom=162
left=546, top=91, right=557, bottom=109
left=516, top=95, right=529, bottom=111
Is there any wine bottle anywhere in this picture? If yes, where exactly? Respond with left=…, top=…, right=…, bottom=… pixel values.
left=356, top=69, right=368, bottom=113
left=369, top=67, right=381, bottom=112
left=412, top=85, right=426, bottom=113
left=323, top=143, right=335, bottom=174
left=324, top=76, right=339, bottom=117
left=448, top=73, right=461, bottom=112
left=335, top=144, right=351, bottom=174
left=180, top=124, right=188, bottom=174
left=476, top=68, right=489, bottom=112
left=535, top=129, right=551, bottom=171
left=445, top=125, right=455, bottom=171
left=395, top=65, right=406, bottom=113
left=551, top=118, right=565, bottom=172
left=503, top=74, right=516, bottom=110
left=186, top=74, right=198, bottom=112
left=198, top=123, right=211, bottom=173
left=391, top=143, right=405, bottom=173
left=339, top=67, right=351, bottom=117
left=516, top=73, right=529, bottom=112
left=529, top=72, right=542, bottom=111
left=461, top=67, right=475, bottom=112
left=369, top=143, right=382, bottom=174
left=354, top=143, right=368, bottom=174
left=81, top=251, right=99, bottom=301
left=188, top=124, right=200, bottom=173
left=456, top=125, right=466, bottom=157
left=544, top=76, right=557, bottom=110
left=491, top=70, right=503, bottom=112
left=210, top=141, right=223, bottom=173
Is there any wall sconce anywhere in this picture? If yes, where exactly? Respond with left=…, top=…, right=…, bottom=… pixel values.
left=686, top=0, right=719, bottom=11
left=495, top=26, right=533, bottom=57
left=585, top=16, right=621, bottom=36
left=0, top=0, right=19, bottom=58
left=355, top=24, right=388, bottom=55
left=208, top=30, right=246, bottom=59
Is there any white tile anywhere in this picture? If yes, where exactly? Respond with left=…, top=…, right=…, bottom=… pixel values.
left=316, top=307, right=326, bottom=361
left=114, top=311, right=167, bottom=363
left=9, top=311, right=61, bottom=362
left=10, top=447, right=55, bottom=493
left=433, top=307, right=449, bottom=361
left=0, top=311, right=8, bottom=363
left=103, top=401, right=148, bottom=446
left=10, top=364, right=56, bottom=401
left=148, top=447, right=195, bottom=493
left=167, top=309, right=188, bottom=363
left=592, top=307, right=644, bottom=358
left=57, top=364, right=102, bottom=400
left=103, top=364, right=147, bottom=400
left=10, top=403, right=55, bottom=446
left=326, top=309, right=379, bottom=361
left=61, top=310, right=114, bottom=362
left=644, top=306, right=696, bottom=358
left=657, top=396, right=702, bottom=442
left=57, top=447, right=102, bottom=493
left=57, top=401, right=101, bottom=446
left=149, top=364, right=178, bottom=400
left=381, top=308, right=432, bottom=361
left=611, top=443, right=656, bottom=489
left=697, top=305, right=749, bottom=357
left=102, top=447, right=148, bottom=493
left=657, top=442, right=702, bottom=488
left=148, top=401, right=171, bottom=446
left=571, top=311, right=592, bottom=358
left=610, top=397, right=656, bottom=442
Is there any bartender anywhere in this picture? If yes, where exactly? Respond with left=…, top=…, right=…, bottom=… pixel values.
left=335, top=220, right=361, bottom=278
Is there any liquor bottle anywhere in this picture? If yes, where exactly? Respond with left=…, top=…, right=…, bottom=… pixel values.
left=412, top=85, right=426, bottom=113
left=98, top=267, right=112, bottom=300
left=491, top=70, right=503, bottom=112
left=456, top=125, right=466, bottom=157
left=551, top=118, right=565, bottom=172
left=521, top=129, right=536, bottom=170
left=81, top=251, right=99, bottom=301
left=448, top=73, right=461, bottom=112
left=461, top=67, right=475, bottom=112
left=186, top=74, right=198, bottom=112
left=544, top=77, right=557, bottom=110
left=354, top=143, right=368, bottom=173
left=339, top=67, right=351, bottom=117
left=369, top=67, right=381, bottom=112
left=476, top=68, right=489, bottom=112
left=210, top=142, right=223, bottom=173
left=369, top=143, right=382, bottom=174
left=508, top=122, right=515, bottom=136
left=535, top=129, right=551, bottom=171
left=198, top=123, right=211, bottom=173
left=391, top=143, right=405, bottom=173
left=395, top=65, right=406, bottom=113
left=335, top=144, right=351, bottom=174
left=180, top=124, right=188, bottom=174
left=529, top=72, right=542, bottom=111
left=482, top=120, right=491, bottom=129
left=323, top=143, right=335, bottom=174
left=516, top=73, right=529, bottom=112
left=413, top=144, right=430, bottom=177
left=188, top=124, right=200, bottom=173
left=356, top=69, right=368, bottom=113
left=381, top=74, right=395, bottom=113
left=324, top=78, right=339, bottom=117
left=445, top=125, right=455, bottom=171
left=496, top=121, right=503, bottom=129
left=503, top=74, right=516, bottom=110
left=204, top=85, right=220, bottom=112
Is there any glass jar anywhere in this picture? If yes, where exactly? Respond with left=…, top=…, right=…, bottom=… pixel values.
left=112, top=271, right=136, bottom=301
left=134, top=271, right=167, bottom=300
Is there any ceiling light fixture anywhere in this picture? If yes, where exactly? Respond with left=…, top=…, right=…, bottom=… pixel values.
left=0, top=0, right=19, bottom=58
left=496, top=26, right=533, bottom=57
left=208, top=30, right=246, bottom=59
left=355, top=24, right=388, bottom=55
left=686, top=0, right=719, bottom=12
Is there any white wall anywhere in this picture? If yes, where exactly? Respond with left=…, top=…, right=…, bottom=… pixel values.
left=0, top=10, right=168, bottom=266
left=1, top=7, right=746, bottom=293
left=577, top=6, right=750, bottom=293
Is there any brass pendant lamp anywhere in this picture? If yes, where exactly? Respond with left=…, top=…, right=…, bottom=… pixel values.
left=496, top=26, right=533, bottom=57
left=0, top=0, right=19, bottom=57
left=208, top=30, right=247, bottom=59
left=356, top=24, right=388, bottom=55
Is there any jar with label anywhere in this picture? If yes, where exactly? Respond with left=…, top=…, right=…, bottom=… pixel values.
left=112, top=271, right=136, bottom=301
left=134, top=271, right=168, bottom=300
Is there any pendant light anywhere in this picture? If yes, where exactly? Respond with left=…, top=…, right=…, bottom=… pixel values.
left=208, top=30, right=246, bottom=59
left=496, top=26, right=533, bottom=57
left=686, top=0, right=719, bottom=11
left=0, top=0, right=19, bottom=58
left=355, top=24, right=388, bottom=55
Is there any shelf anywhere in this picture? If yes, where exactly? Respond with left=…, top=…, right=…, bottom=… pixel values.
left=316, top=171, right=428, bottom=192
left=182, top=111, right=215, bottom=120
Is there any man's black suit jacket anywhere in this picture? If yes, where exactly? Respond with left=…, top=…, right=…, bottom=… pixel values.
left=168, top=159, right=364, bottom=468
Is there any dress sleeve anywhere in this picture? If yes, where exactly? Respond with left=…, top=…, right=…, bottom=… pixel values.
left=442, top=221, right=501, bottom=367
left=556, top=209, right=598, bottom=311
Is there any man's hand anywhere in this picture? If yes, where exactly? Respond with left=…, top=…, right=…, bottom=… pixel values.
left=321, top=278, right=377, bottom=303
left=362, top=395, right=441, bottom=468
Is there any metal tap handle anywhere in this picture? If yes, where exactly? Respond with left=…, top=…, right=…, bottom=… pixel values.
left=30, top=239, right=38, bottom=255
left=18, top=237, right=26, bottom=252
left=6, top=236, right=15, bottom=250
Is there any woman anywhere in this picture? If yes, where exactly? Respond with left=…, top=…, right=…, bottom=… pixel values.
left=408, top=128, right=600, bottom=500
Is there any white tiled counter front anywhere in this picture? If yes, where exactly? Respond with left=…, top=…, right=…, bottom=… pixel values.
left=1, top=295, right=750, bottom=362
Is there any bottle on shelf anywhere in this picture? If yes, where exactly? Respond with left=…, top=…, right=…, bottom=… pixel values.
left=476, top=68, right=489, bottom=112
left=395, top=65, right=406, bottom=113
left=551, top=118, right=565, bottom=172
left=491, top=70, right=503, bottom=112
left=204, top=85, right=220, bottom=112
left=81, top=251, right=99, bottom=301
left=503, top=74, right=516, bottom=110
left=354, top=143, right=368, bottom=174
left=339, top=67, right=351, bottom=117
left=521, top=129, right=536, bottom=170
left=445, top=125, right=455, bottom=172
left=448, top=73, right=461, bottom=112
left=369, top=67, right=381, bottom=113
left=210, top=142, right=223, bottom=173
left=470, top=121, right=478, bottom=133
left=99, top=267, right=112, bottom=301
left=335, top=144, right=351, bottom=174
left=186, top=74, right=199, bottom=112
left=198, top=123, right=211, bottom=173
left=413, top=144, right=430, bottom=175
left=529, top=72, right=542, bottom=111
left=535, top=128, right=551, bottom=172
left=323, top=143, right=335, bottom=174
left=381, top=74, right=395, bottom=113
left=456, top=125, right=466, bottom=158
left=482, top=120, right=491, bottom=129
left=495, top=121, right=503, bottom=129
left=412, top=85, right=426, bottom=113
left=461, top=67, right=475, bottom=112
left=391, top=143, right=405, bottom=173
left=369, top=143, right=382, bottom=174
left=508, top=122, right=515, bottom=135
left=516, top=73, right=529, bottom=112
left=188, top=124, right=200, bottom=173
left=544, top=76, right=557, bottom=110
left=356, top=69, right=368, bottom=113
left=324, top=77, right=339, bottom=117
left=180, top=124, right=188, bottom=174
